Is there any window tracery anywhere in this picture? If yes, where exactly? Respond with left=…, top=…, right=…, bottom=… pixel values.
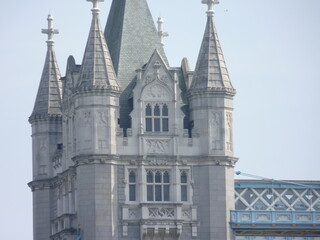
left=181, top=171, right=188, bottom=202
left=146, top=170, right=170, bottom=201
left=145, top=104, right=169, bottom=132
left=129, top=171, right=136, bottom=201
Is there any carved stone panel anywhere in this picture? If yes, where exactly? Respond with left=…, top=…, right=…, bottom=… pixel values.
left=226, top=112, right=233, bottom=152
left=75, top=110, right=92, bottom=152
left=145, top=139, right=170, bottom=154
left=142, top=84, right=170, bottom=101
left=148, top=207, right=175, bottom=218
left=209, top=112, right=223, bottom=151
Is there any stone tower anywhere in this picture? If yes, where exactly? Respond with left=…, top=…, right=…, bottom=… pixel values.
left=28, top=0, right=237, bottom=239
left=188, top=0, right=237, bottom=238
left=28, top=14, right=63, bottom=240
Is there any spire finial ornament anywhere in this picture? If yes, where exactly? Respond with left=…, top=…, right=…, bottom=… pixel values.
left=157, top=17, right=169, bottom=46
left=202, top=0, right=219, bottom=16
left=41, top=14, right=59, bottom=48
left=87, top=0, right=103, bottom=15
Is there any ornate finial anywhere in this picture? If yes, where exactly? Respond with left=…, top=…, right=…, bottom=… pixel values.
left=157, top=17, right=169, bottom=46
left=202, top=0, right=219, bottom=16
left=87, top=0, right=103, bottom=14
left=41, top=14, right=59, bottom=47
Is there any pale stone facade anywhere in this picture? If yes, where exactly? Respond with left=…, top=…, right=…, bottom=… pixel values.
left=29, top=0, right=238, bottom=240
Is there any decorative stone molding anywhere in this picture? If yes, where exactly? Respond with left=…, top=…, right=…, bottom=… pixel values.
left=145, top=139, right=170, bottom=154
left=142, top=84, right=170, bottom=101
left=182, top=209, right=192, bottom=220
left=28, top=179, right=51, bottom=191
left=72, top=155, right=119, bottom=165
left=52, top=149, right=63, bottom=169
left=50, top=214, right=77, bottom=240
left=146, top=158, right=168, bottom=166
left=148, top=207, right=175, bottom=218
left=28, top=113, right=62, bottom=124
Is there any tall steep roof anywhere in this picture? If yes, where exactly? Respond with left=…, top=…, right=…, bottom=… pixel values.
left=104, top=0, right=168, bottom=129
left=104, top=0, right=168, bottom=89
left=190, top=1, right=235, bottom=93
left=31, top=14, right=62, bottom=119
left=78, top=0, right=119, bottom=89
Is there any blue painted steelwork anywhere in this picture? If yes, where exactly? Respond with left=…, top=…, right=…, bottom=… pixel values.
left=235, top=172, right=320, bottom=189
left=235, top=182, right=320, bottom=189
left=236, top=236, right=319, bottom=240
left=231, top=210, right=320, bottom=228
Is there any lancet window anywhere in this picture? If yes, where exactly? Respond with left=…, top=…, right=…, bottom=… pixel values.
left=129, top=171, right=136, bottom=201
left=146, top=170, right=170, bottom=201
left=181, top=171, right=188, bottom=202
left=145, top=104, right=169, bottom=132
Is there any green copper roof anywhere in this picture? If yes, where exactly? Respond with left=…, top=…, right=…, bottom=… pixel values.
left=104, top=0, right=168, bottom=128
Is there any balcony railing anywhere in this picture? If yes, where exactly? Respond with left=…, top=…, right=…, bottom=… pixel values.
left=231, top=210, right=320, bottom=229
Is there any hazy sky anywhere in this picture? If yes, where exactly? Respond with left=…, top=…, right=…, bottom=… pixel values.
left=0, top=0, right=319, bottom=239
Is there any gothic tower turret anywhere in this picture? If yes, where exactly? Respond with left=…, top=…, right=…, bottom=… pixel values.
left=188, top=0, right=237, bottom=239
left=29, top=1, right=240, bottom=239
left=66, top=0, right=121, bottom=239
left=28, top=14, right=63, bottom=240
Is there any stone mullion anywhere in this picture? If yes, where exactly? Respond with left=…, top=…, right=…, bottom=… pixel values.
left=140, top=165, right=146, bottom=202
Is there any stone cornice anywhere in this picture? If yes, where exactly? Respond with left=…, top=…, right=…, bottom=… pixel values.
left=28, top=113, right=62, bottom=124
left=28, top=178, right=51, bottom=191
left=51, top=167, right=76, bottom=188
left=187, top=87, right=236, bottom=98
left=72, top=154, right=120, bottom=166
left=28, top=168, right=76, bottom=191
left=73, top=84, right=121, bottom=96
left=108, top=155, right=238, bottom=167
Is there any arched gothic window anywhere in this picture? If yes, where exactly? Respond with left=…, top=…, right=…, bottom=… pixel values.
left=129, top=171, right=136, bottom=201
left=146, top=170, right=170, bottom=201
left=181, top=171, right=188, bottom=202
left=145, top=104, right=169, bottom=132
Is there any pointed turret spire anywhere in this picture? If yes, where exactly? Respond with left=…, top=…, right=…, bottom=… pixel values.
left=30, top=14, right=62, bottom=119
left=190, top=0, right=235, bottom=94
left=78, top=0, right=120, bottom=89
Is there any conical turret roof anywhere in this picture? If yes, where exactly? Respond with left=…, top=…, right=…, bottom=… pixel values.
left=190, top=1, right=235, bottom=94
left=78, top=0, right=119, bottom=89
left=31, top=14, right=62, bottom=119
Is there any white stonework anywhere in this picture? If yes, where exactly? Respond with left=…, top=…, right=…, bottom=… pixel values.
left=29, top=1, right=238, bottom=240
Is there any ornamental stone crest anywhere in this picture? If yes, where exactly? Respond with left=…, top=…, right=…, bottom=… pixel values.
left=142, top=84, right=170, bottom=101
left=226, top=112, right=233, bottom=152
left=146, top=139, right=170, bottom=154
left=209, top=111, right=223, bottom=150
left=149, top=207, right=175, bottom=218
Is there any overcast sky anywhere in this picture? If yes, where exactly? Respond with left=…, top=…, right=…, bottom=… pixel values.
left=0, top=0, right=319, bottom=239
